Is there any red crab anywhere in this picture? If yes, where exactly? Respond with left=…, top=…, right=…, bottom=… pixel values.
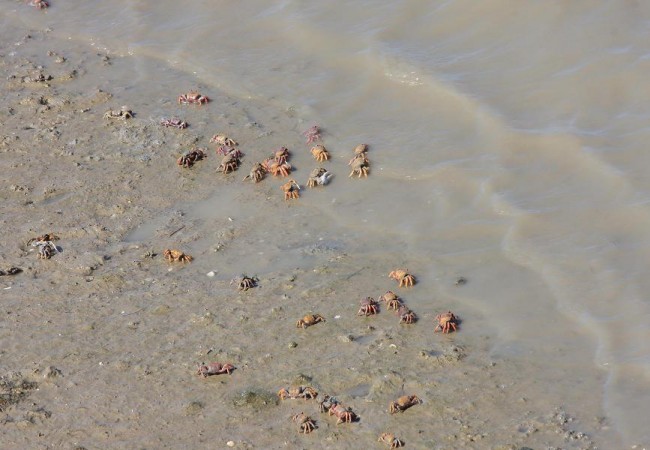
left=434, top=311, right=458, bottom=333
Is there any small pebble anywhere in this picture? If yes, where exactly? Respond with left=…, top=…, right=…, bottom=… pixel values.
left=288, top=341, right=298, bottom=348
left=207, top=271, right=215, bottom=277
left=226, top=441, right=235, bottom=447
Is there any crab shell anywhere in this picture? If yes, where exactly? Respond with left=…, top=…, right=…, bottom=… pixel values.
left=292, top=413, right=316, bottom=433
left=243, top=163, right=266, bottom=182
left=267, top=160, right=292, bottom=177
left=389, top=395, right=422, bottom=413
left=357, top=297, right=379, bottom=316
left=210, top=134, right=237, bottom=147
left=197, top=362, right=235, bottom=377
left=389, top=269, right=415, bottom=287
left=348, top=151, right=369, bottom=166
left=302, top=125, right=321, bottom=143
left=274, top=147, right=290, bottom=164
left=296, top=314, right=325, bottom=328
left=31, top=233, right=60, bottom=244
left=238, top=276, right=257, bottom=290
left=218, top=154, right=240, bottom=174
left=354, top=144, right=368, bottom=155
left=278, top=386, right=318, bottom=400
left=37, top=242, right=56, bottom=259
left=434, top=311, right=458, bottom=333
left=29, top=0, right=49, bottom=9
left=349, top=157, right=369, bottom=177
left=329, top=404, right=356, bottom=424
left=179, top=92, right=209, bottom=104
left=282, top=179, right=300, bottom=200
left=379, top=291, right=402, bottom=310
left=163, top=249, right=193, bottom=263
left=310, top=145, right=329, bottom=162
left=378, top=433, right=404, bottom=448
left=398, top=306, right=417, bottom=324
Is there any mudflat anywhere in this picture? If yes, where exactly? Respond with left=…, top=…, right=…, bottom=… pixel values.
left=0, top=23, right=618, bottom=449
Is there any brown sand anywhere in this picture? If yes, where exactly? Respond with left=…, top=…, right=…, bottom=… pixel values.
left=0, top=23, right=620, bottom=449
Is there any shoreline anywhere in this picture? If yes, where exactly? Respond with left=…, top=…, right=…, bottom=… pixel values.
left=0, top=20, right=624, bottom=449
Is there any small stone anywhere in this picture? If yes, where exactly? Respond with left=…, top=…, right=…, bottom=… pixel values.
left=207, top=271, right=215, bottom=277
left=184, top=401, right=204, bottom=415
left=288, top=341, right=297, bottom=348
left=226, top=441, right=235, bottom=447
left=338, top=335, right=354, bottom=343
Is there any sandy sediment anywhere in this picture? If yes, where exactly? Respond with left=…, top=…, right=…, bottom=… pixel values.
left=0, top=23, right=620, bottom=449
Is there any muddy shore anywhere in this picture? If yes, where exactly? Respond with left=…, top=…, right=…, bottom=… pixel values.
left=0, top=22, right=621, bottom=449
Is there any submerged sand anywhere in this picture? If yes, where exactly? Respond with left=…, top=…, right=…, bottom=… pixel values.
left=0, top=23, right=621, bottom=449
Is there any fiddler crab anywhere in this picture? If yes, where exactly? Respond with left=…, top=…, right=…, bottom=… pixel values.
left=196, top=362, right=235, bottom=377
left=397, top=305, right=417, bottom=324
left=389, top=269, right=415, bottom=287
left=177, top=148, right=207, bottom=168
left=217, top=153, right=240, bottom=174
left=103, top=106, right=133, bottom=120
left=27, top=0, right=48, bottom=10
left=178, top=91, right=209, bottom=105
left=28, top=233, right=60, bottom=245
left=210, top=134, right=237, bottom=148
left=306, top=168, right=332, bottom=188
left=223, top=147, right=243, bottom=159
left=264, top=157, right=292, bottom=177
left=163, top=249, right=193, bottom=263
left=318, top=394, right=337, bottom=413
left=296, top=314, right=325, bottom=329
left=231, top=275, right=258, bottom=291
left=389, top=395, right=422, bottom=414
left=273, top=147, right=290, bottom=164
left=278, top=386, right=318, bottom=400
left=328, top=402, right=357, bottom=424
left=348, top=144, right=369, bottom=166
left=351, top=143, right=368, bottom=159
left=349, top=154, right=370, bottom=178
left=378, top=433, right=404, bottom=448
left=215, top=145, right=236, bottom=156
left=242, top=163, right=266, bottom=183
left=302, top=125, right=321, bottom=144
left=357, top=297, right=379, bottom=316
left=379, top=291, right=402, bottom=310
left=434, top=311, right=458, bottom=334
left=292, top=412, right=316, bottom=434
left=160, top=117, right=188, bottom=129
left=29, top=233, right=60, bottom=259
left=310, top=145, right=329, bottom=162
left=282, top=179, right=300, bottom=200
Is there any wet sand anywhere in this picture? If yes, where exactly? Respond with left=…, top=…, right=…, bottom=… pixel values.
left=0, top=22, right=622, bottom=449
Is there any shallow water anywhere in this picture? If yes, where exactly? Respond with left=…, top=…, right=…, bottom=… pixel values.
left=5, top=0, right=650, bottom=445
